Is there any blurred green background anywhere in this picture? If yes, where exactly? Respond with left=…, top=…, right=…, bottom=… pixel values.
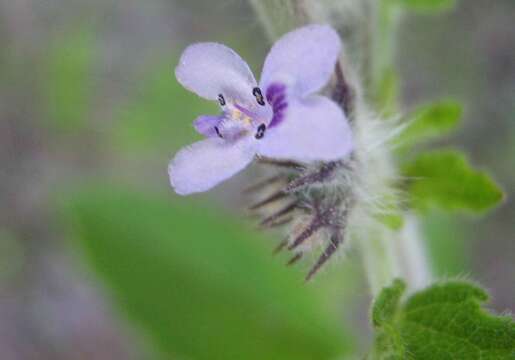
left=0, top=0, right=513, bottom=358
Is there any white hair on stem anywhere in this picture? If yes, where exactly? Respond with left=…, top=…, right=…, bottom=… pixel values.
left=248, top=0, right=432, bottom=291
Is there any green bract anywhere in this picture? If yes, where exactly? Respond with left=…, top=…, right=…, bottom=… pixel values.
left=403, top=150, right=504, bottom=212
left=397, top=100, right=463, bottom=150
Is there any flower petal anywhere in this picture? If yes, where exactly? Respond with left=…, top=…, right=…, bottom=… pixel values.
left=193, top=115, right=223, bottom=137
left=175, top=43, right=257, bottom=101
left=257, top=96, right=353, bottom=162
left=169, top=137, right=256, bottom=195
left=260, top=24, right=341, bottom=98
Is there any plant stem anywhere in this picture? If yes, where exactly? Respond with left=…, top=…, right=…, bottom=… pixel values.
left=360, top=223, right=402, bottom=296
left=249, top=0, right=433, bottom=295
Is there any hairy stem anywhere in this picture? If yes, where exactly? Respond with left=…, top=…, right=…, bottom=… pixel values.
left=249, top=0, right=432, bottom=295
left=360, top=223, right=402, bottom=296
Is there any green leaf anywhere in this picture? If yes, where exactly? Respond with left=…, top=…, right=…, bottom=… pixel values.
left=42, top=29, right=95, bottom=130
left=370, top=280, right=408, bottom=359
left=402, top=150, right=504, bottom=212
left=394, top=0, right=457, bottom=12
left=397, top=100, right=463, bottom=149
left=64, top=187, right=349, bottom=360
left=371, top=280, right=515, bottom=359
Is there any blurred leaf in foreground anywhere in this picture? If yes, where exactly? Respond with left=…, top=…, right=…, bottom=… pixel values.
left=64, top=187, right=350, bottom=360
left=397, top=100, right=462, bottom=151
left=371, top=279, right=515, bottom=359
left=402, top=149, right=504, bottom=213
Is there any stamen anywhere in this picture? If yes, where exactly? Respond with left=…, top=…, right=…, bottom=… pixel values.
left=252, top=87, right=265, bottom=106
left=255, top=124, right=266, bottom=139
left=233, top=103, right=254, bottom=119
left=218, top=94, right=226, bottom=106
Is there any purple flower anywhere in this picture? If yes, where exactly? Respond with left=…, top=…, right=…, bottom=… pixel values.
left=169, top=24, right=353, bottom=195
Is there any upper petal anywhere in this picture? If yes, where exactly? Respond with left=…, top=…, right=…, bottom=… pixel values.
left=169, top=137, right=256, bottom=195
left=260, top=24, right=341, bottom=98
left=257, top=96, right=353, bottom=163
left=175, top=43, right=257, bottom=101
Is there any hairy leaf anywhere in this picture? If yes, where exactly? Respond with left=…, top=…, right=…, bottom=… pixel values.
left=403, top=150, right=504, bottom=212
left=371, top=280, right=515, bottom=359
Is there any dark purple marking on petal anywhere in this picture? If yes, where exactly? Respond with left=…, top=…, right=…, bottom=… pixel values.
left=265, top=83, right=286, bottom=103
left=265, top=82, right=288, bottom=128
left=273, top=102, right=288, bottom=113
left=273, top=94, right=286, bottom=106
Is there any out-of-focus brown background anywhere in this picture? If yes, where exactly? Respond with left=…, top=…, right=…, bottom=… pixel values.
left=0, top=0, right=513, bottom=358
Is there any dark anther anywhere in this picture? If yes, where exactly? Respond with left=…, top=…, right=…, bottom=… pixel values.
left=218, top=94, right=226, bottom=106
left=214, top=126, right=223, bottom=138
left=252, top=87, right=265, bottom=106
left=255, top=123, right=266, bottom=139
